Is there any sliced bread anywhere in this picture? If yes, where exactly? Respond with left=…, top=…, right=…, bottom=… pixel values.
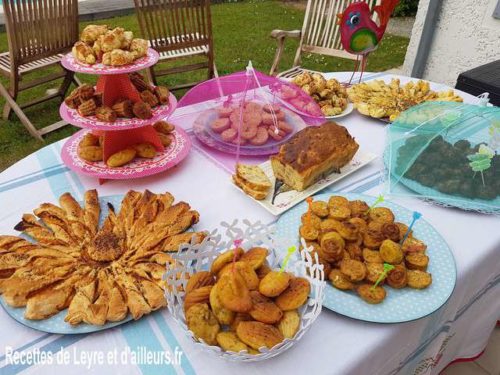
left=232, top=174, right=269, bottom=200
left=236, top=164, right=272, bottom=192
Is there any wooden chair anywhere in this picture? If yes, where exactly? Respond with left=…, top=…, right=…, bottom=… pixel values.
left=0, top=0, right=80, bottom=141
left=134, top=0, right=217, bottom=90
left=270, top=0, right=379, bottom=78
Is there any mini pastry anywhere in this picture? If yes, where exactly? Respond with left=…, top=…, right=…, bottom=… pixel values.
left=72, top=41, right=96, bottom=64
left=102, top=49, right=135, bottom=66
left=95, top=106, right=117, bottom=122
left=154, top=86, right=170, bottom=105
left=132, top=101, right=153, bottom=119
left=64, top=88, right=81, bottom=109
left=80, top=25, right=108, bottom=44
left=140, top=90, right=159, bottom=107
left=78, top=84, right=96, bottom=100
left=106, top=148, right=137, bottom=167
left=132, top=143, right=156, bottom=158
left=78, top=99, right=97, bottom=117
left=153, top=120, right=175, bottom=134
left=111, top=100, right=134, bottom=118
left=129, top=38, right=148, bottom=59
left=130, top=72, right=152, bottom=92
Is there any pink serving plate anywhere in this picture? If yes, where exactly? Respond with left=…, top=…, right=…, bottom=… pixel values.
left=60, top=93, right=177, bottom=131
left=61, top=48, right=159, bottom=75
left=61, top=127, right=192, bottom=180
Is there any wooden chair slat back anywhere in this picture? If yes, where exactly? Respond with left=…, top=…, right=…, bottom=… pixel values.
left=3, top=0, right=79, bottom=66
left=301, top=0, right=380, bottom=53
left=134, top=0, right=213, bottom=52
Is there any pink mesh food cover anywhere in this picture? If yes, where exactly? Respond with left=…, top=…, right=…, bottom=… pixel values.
left=178, top=68, right=324, bottom=157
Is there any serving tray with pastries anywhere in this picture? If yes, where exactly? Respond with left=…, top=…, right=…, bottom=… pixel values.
left=276, top=192, right=456, bottom=323
left=0, top=190, right=204, bottom=334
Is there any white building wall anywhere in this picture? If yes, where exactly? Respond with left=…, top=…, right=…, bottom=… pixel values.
left=403, top=0, right=500, bottom=87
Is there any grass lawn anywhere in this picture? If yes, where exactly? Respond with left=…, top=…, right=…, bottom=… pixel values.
left=0, top=0, right=409, bottom=171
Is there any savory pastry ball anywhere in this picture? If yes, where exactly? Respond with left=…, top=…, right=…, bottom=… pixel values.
left=299, top=224, right=319, bottom=241
left=357, top=284, right=386, bottom=304
left=184, top=285, right=212, bottom=313
left=186, top=303, right=220, bottom=346
left=311, top=201, right=329, bottom=217
left=363, top=229, right=385, bottom=249
left=210, top=248, right=244, bottom=275
left=405, top=253, right=429, bottom=271
left=106, top=148, right=137, bottom=167
left=386, top=264, right=408, bottom=289
left=407, top=270, right=432, bottom=289
left=275, top=277, right=310, bottom=311
left=379, top=239, right=404, bottom=264
left=79, top=132, right=100, bottom=147
left=369, top=207, right=395, bottom=224
left=239, top=247, right=269, bottom=269
left=402, top=237, right=427, bottom=253
left=362, top=248, right=384, bottom=264
left=335, top=221, right=359, bottom=241
left=329, top=205, right=351, bottom=221
left=216, top=332, right=248, bottom=352
left=259, top=271, right=291, bottom=297
left=339, top=259, right=367, bottom=282
left=209, top=283, right=234, bottom=325
left=132, top=101, right=153, bottom=119
left=236, top=321, right=284, bottom=350
left=218, top=271, right=253, bottom=312
left=130, top=38, right=148, bottom=58
left=328, top=195, right=349, bottom=208
left=72, top=41, right=96, bottom=64
left=186, top=271, right=215, bottom=294
left=348, top=217, right=368, bottom=234
left=78, top=145, right=103, bottom=162
left=301, top=213, right=322, bottom=229
left=153, top=120, right=175, bottom=134
left=248, top=291, right=283, bottom=324
left=346, top=242, right=363, bottom=261
left=320, top=218, right=342, bottom=233
left=349, top=200, right=369, bottom=218
left=329, top=269, right=355, bottom=290
left=132, top=143, right=156, bottom=158
left=365, top=262, right=385, bottom=284
left=319, top=231, right=345, bottom=263
left=277, top=310, right=300, bottom=339
left=380, top=222, right=401, bottom=242
left=95, top=106, right=117, bottom=122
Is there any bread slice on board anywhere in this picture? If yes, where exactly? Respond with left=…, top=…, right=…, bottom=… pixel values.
left=232, top=174, right=269, bottom=200
left=236, top=164, right=272, bottom=192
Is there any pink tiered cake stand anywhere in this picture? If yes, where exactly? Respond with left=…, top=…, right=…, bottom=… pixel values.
left=60, top=48, right=191, bottom=183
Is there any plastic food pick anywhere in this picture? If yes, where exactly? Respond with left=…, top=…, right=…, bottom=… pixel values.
left=467, top=145, right=494, bottom=186
left=232, top=239, right=243, bottom=272
left=280, top=246, right=296, bottom=274
left=371, top=263, right=394, bottom=290
left=366, top=194, right=384, bottom=213
left=306, top=197, right=314, bottom=225
left=400, top=211, right=422, bottom=246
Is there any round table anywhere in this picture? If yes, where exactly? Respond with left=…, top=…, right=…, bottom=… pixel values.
left=0, top=72, right=498, bottom=375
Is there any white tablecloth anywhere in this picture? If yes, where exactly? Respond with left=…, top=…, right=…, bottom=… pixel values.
left=0, top=72, right=498, bottom=375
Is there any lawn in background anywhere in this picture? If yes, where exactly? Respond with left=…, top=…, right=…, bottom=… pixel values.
left=0, top=0, right=409, bottom=171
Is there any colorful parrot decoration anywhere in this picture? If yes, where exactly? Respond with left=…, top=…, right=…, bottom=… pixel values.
left=338, top=0, right=400, bottom=85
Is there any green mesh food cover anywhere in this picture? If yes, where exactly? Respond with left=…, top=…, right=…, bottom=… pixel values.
left=384, top=101, right=500, bottom=214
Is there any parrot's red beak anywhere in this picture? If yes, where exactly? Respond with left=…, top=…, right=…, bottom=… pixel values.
left=336, top=13, right=343, bottom=26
